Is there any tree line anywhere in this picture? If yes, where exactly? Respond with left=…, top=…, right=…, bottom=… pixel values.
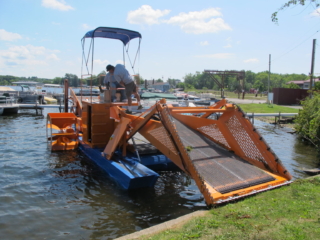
left=0, top=71, right=313, bottom=91
left=176, top=71, right=311, bottom=92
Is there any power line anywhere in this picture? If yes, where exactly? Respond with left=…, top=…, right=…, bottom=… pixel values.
left=272, top=30, right=319, bottom=62
left=250, top=29, right=320, bottom=72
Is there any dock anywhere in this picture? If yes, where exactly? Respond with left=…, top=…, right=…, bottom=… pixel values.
left=0, top=103, right=71, bottom=115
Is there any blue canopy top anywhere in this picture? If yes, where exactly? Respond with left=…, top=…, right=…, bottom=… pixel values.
left=82, top=27, right=142, bottom=45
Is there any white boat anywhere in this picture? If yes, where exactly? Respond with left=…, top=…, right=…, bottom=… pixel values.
left=44, top=96, right=57, bottom=104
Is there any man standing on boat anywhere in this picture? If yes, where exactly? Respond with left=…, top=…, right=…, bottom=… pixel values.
left=106, top=64, right=142, bottom=114
left=103, top=71, right=126, bottom=102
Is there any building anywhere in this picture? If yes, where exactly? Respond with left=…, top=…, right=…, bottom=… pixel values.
left=142, top=80, right=170, bottom=92
left=287, top=79, right=320, bottom=89
left=151, top=82, right=170, bottom=92
left=12, top=81, right=42, bottom=86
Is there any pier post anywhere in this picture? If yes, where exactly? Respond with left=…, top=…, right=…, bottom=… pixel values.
left=64, top=79, right=69, bottom=113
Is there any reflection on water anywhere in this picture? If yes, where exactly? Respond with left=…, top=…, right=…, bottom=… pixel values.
left=0, top=109, right=318, bottom=239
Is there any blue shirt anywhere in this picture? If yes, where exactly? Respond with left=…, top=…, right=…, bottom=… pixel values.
left=103, top=72, right=116, bottom=84
left=113, top=64, right=133, bottom=85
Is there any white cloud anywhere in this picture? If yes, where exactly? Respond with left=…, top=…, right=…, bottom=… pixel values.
left=65, top=61, right=75, bottom=66
left=224, top=37, right=232, bottom=48
left=311, top=8, right=320, bottom=17
left=200, top=41, right=209, bottom=46
left=0, top=29, right=22, bottom=41
left=244, top=58, right=259, bottom=63
left=42, top=0, right=74, bottom=11
left=195, top=53, right=234, bottom=59
left=166, top=8, right=231, bottom=34
left=47, top=53, right=60, bottom=60
left=0, top=44, right=60, bottom=67
left=115, top=60, right=124, bottom=65
left=93, top=59, right=109, bottom=66
left=127, top=5, right=170, bottom=25
left=82, top=24, right=90, bottom=29
left=52, top=21, right=61, bottom=25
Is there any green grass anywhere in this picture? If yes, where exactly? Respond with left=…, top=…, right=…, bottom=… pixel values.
left=142, top=176, right=320, bottom=240
left=237, top=103, right=299, bottom=113
left=186, top=90, right=268, bottom=100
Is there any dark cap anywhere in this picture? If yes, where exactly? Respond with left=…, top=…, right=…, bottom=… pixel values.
left=106, top=64, right=114, bottom=71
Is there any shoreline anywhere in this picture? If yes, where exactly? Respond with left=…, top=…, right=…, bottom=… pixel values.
left=254, top=116, right=296, bottom=130
left=116, top=176, right=320, bottom=240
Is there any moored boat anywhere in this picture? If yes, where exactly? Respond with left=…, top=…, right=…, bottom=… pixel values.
left=45, top=26, right=293, bottom=207
left=44, top=96, right=58, bottom=104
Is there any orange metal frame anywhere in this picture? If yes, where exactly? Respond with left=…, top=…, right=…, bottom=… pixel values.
left=46, top=112, right=78, bottom=151
left=50, top=94, right=292, bottom=206
left=101, top=99, right=292, bottom=205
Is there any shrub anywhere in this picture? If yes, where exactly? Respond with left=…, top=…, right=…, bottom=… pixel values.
left=295, top=92, right=320, bottom=146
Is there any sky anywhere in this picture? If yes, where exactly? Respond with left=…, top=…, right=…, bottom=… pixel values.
left=1, top=0, right=320, bottom=81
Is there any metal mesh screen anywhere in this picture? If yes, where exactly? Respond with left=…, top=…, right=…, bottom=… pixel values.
left=198, top=124, right=231, bottom=149
left=148, top=126, right=178, bottom=155
left=225, top=115, right=267, bottom=164
left=172, top=117, right=275, bottom=194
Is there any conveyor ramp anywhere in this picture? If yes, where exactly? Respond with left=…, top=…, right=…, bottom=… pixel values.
left=173, top=118, right=275, bottom=194
left=106, top=99, right=292, bottom=206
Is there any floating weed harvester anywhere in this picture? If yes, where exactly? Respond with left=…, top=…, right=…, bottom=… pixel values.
left=47, top=97, right=292, bottom=206
left=46, top=27, right=291, bottom=206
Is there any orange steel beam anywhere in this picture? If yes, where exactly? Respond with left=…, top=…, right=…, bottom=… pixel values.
left=156, top=104, right=214, bottom=205
left=224, top=106, right=292, bottom=180
left=205, top=173, right=290, bottom=204
left=170, top=109, right=227, bottom=113
left=70, top=88, right=82, bottom=117
left=122, top=105, right=158, bottom=140
left=103, top=117, right=131, bottom=160
left=200, top=99, right=227, bottom=118
left=170, top=103, right=291, bottom=180
left=99, top=99, right=291, bottom=206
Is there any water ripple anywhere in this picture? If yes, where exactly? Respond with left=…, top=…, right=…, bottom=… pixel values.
left=0, top=109, right=317, bottom=239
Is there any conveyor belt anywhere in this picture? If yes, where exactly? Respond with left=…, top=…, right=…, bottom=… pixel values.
left=173, top=117, right=275, bottom=194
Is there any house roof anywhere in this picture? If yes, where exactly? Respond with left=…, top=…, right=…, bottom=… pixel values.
left=287, top=81, right=305, bottom=84
left=287, top=79, right=320, bottom=85
left=152, top=82, right=169, bottom=85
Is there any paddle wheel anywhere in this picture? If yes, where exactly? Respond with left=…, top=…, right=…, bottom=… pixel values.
left=46, top=112, right=79, bottom=151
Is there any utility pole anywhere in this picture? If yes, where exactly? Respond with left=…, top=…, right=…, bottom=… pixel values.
left=309, top=39, right=316, bottom=90
left=268, top=54, right=271, bottom=93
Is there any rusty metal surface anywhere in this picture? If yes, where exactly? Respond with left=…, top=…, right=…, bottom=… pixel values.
left=173, top=117, right=275, bottom=194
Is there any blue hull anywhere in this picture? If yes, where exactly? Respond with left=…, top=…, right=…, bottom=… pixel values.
left=78, top=141, right=177, bottom=189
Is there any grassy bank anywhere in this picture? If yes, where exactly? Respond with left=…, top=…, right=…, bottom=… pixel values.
left=142, top=177, right=320, bottom=240
left=237, top=103, right=300, bottom=114
left=186, top=90, right=267, bottom=100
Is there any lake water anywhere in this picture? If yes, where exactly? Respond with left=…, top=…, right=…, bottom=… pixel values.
left=0, top=107, right=318, bottom=239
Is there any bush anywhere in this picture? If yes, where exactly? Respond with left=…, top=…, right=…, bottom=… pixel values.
left=285, top=82, right=300, bottom=89
left=295, top=92, right=320, bottom=146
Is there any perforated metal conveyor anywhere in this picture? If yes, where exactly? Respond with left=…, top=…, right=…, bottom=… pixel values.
left=173, top=117, right=275, bottom=194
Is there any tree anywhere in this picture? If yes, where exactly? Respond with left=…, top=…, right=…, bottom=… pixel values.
left=167, top=78, right=177, bottom=88
left=272, top=0, right=320, bottom=23
left=314, top=81, right=320, bottom=90
left=285, top=82, right=301, bottom=89
left=295, top=92, right=320, bottom=147
left=64, top=73, right=79, bottom=87
left=53, top=77, right=63, bottom=85
left=177, top=82, right=185, bottom=90
left=133, top=75, right=144, bottom=85
left=253, top=80, right=264, bottom=92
